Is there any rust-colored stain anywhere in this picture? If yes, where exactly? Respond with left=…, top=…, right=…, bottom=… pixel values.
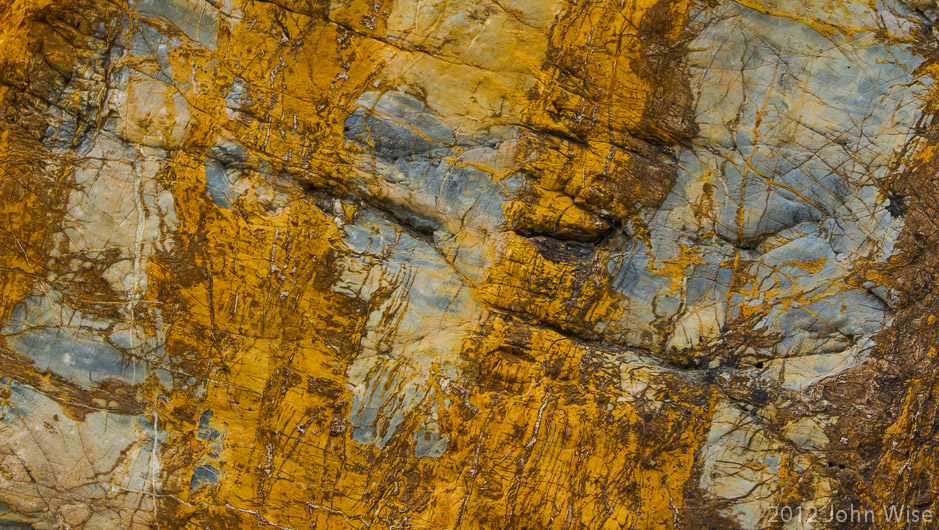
left=1, top=0, right=937, bottom=529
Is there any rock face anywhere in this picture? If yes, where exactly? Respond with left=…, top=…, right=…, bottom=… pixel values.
left=1, top=0, right=939, bottom=528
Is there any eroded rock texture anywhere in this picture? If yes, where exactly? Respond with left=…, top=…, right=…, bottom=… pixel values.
left=2, top=0, right=939, bottom=528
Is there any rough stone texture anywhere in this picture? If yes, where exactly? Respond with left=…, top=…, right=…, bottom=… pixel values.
left=1, top=0, right=938, bottom=528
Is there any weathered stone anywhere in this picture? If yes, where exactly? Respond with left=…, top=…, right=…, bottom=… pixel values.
left=1, top=0, right=938, bottom=528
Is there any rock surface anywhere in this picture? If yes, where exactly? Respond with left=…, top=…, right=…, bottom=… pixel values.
left=1, top=0, right=939, bottom=528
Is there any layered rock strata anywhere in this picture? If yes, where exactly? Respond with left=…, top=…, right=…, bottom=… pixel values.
left=1, top=0, right=939, bottom=528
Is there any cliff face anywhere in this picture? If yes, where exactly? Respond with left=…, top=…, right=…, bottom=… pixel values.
left=1, top=0, right=938, bottom=528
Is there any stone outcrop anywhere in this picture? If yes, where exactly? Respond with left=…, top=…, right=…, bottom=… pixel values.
left=1, top=0, right=939, bottom=528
